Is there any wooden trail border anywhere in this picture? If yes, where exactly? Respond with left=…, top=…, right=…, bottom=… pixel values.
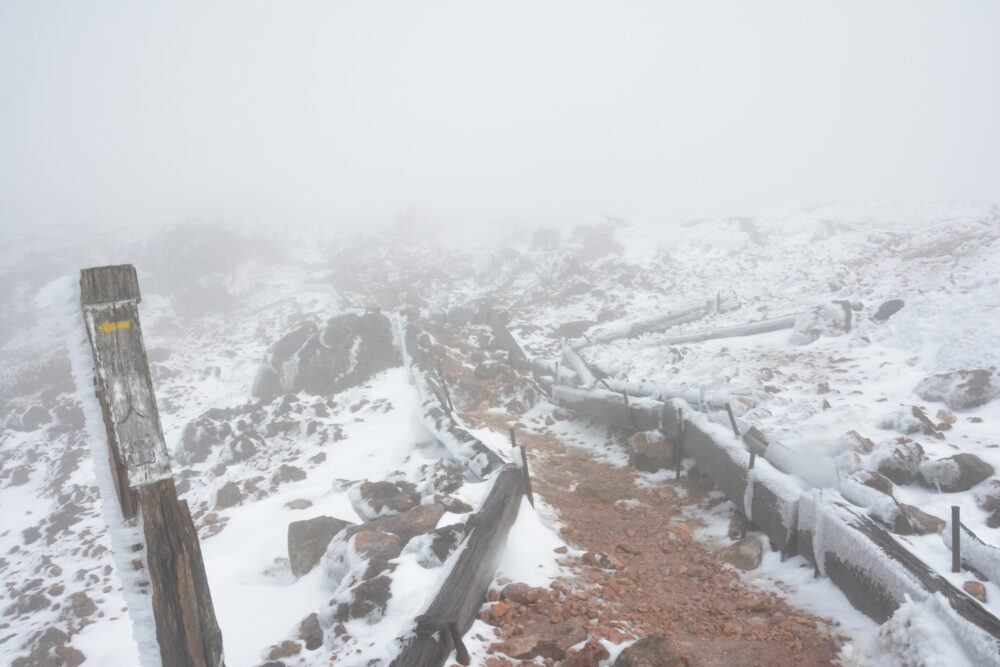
left=548, top=382, right=1000, bottom=661
left=391, top=464, right=525, bottom=666
left=81, top=265, right=224, bottom=667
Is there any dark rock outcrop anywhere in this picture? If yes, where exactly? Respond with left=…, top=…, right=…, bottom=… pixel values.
left=253, top=313, right=399, bottom=401
left=915, top=369, right=1000, bottom=411
left=920, top=453, right=994, bottom=493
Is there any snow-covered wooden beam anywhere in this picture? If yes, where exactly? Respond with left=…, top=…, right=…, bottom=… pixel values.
left=632, top=313, right=799, bottom=349
left=576, top=293, right=740, bottom=347
left=560, top=345, right=598, bottom=387
left=598, top=377, right=733, bottom=411
left=550, top=384, right=661, bottom=431
left=391, top=464, right=525, bottom=667
left=399, top=317, right=507, bottom=480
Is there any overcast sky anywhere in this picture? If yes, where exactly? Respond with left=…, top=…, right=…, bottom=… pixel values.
left=1, top=0, right=998, bottom=231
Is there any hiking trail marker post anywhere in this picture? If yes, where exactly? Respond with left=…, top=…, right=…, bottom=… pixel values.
left=81, top=264, right=225, bottom=667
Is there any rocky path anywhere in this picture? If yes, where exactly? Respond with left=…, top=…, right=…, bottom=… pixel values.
left=469, top=412, right=846, bottom=666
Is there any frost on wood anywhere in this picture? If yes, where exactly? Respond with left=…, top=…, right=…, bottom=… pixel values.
left=41, top=276, right=162, bottom=667
left=943, top=522, right=1000, bottom=588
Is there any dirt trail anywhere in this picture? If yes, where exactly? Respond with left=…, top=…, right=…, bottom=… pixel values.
left=427, top=320, right=845, bottom=665
left=470, top=411, right=846, bottom=666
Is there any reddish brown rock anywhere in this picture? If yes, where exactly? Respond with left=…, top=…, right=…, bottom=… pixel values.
left=964, top=580, right=987, bottom=603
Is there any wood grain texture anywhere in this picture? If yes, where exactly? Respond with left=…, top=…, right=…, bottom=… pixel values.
left=391, top=465, right=524, bottom=666
left=80, top=265, right=225, bottom=667
left=140, top=480, right=225, bottom=667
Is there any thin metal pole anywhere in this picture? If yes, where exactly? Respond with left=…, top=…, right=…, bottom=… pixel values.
left=519, top=445, right=534, bottom=507
left=725, top=403, right=740, bottom=438
left=952, top=505, right=961, bottom=573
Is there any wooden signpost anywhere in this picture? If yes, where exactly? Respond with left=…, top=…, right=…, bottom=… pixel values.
left=81, top=264, right=225, bottom=667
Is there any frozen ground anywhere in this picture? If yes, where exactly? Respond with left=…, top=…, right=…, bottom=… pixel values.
left=2, top=204, right=999, bottom=665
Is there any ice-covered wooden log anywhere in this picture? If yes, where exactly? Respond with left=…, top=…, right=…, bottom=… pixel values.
left=578, top=293, right=740, bottom=346
left=797, top=492, right=1000, bottom=663
left=400, top=317, right=507, bottom=480
left=391, top=465, right=525, bottom=667
left=561, top=345, right=598, bottom=387
left=667, top=401, right=802, bottom=555
left=80, top=265, right=225, bottom=667
left=478, top=307, right=529, bottom=370
left=633, top=313, right=799, bottom=349
left=550, top=384, right=661, bottom=431
left=944, top=521, right=1000, bottom=586
left=599, top=378, right=734, bottom=411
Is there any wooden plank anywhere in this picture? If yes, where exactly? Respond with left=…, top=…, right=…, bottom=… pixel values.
left=392, top=465, right=524, bottom=666
left=140, top=480, right=225, bottom=667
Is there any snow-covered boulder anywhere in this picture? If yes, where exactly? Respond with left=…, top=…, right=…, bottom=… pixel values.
left=974, top=479, right=1000, bottom=528
left=252, top=312, right=400, bottom=402
left=627, top=431, right=674, bottom=472
left=871, top=441, right=925, bottom=485
left=288, top=515, right=352, bottom=577
left=872, top=299, right=905, bottom=322
left=349, top=481, right=421, bottom=521
left=919, top=453, right=994, bottom=493
left=788, top=301, right=852, bottom=345
left=914, top=369, right=1000, bottom=411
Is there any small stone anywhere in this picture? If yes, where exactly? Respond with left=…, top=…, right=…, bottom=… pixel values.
left=936, top=409, right=957, bottom=425
left=298, top=613, right=323, bottom=650
left=964, top=581, right=987, bottom=603
left=856, top=470, right=895, bottom=497
left=721, top=536, right=764, bottom=571
left=562, top=638, right=611, bottom=666
left=351, top=530, right=402, bottom=562
left=215, top=481, right=242, bottom=509
left=267, top=640, right=302, bottom=660
left=840, top=430, right=875, bottom=454
left=273, top=464, right=307, bottom=485
left=501, top=583, right=548, bottom=605
left=285, top=499, right=313, bottom=510
left=899, top=505, right=946, bottom=534
left=336, top=575, right=393, bottom=621
left=67, top=591, right=97, bottom=618
left=614, top=634, right=693, bottom=666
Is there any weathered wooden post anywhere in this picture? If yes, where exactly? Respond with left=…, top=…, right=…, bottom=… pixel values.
left=81, top=264, right=225, bottom=667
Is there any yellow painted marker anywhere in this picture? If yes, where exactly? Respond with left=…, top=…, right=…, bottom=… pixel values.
left=98, top=321, right=131, bottom=333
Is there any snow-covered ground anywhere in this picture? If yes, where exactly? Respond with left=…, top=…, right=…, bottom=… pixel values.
left=2, top=203, right=999, bottom=665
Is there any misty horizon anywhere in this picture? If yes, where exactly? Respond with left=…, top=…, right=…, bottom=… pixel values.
left=2, top=1, right=999, bottom=233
